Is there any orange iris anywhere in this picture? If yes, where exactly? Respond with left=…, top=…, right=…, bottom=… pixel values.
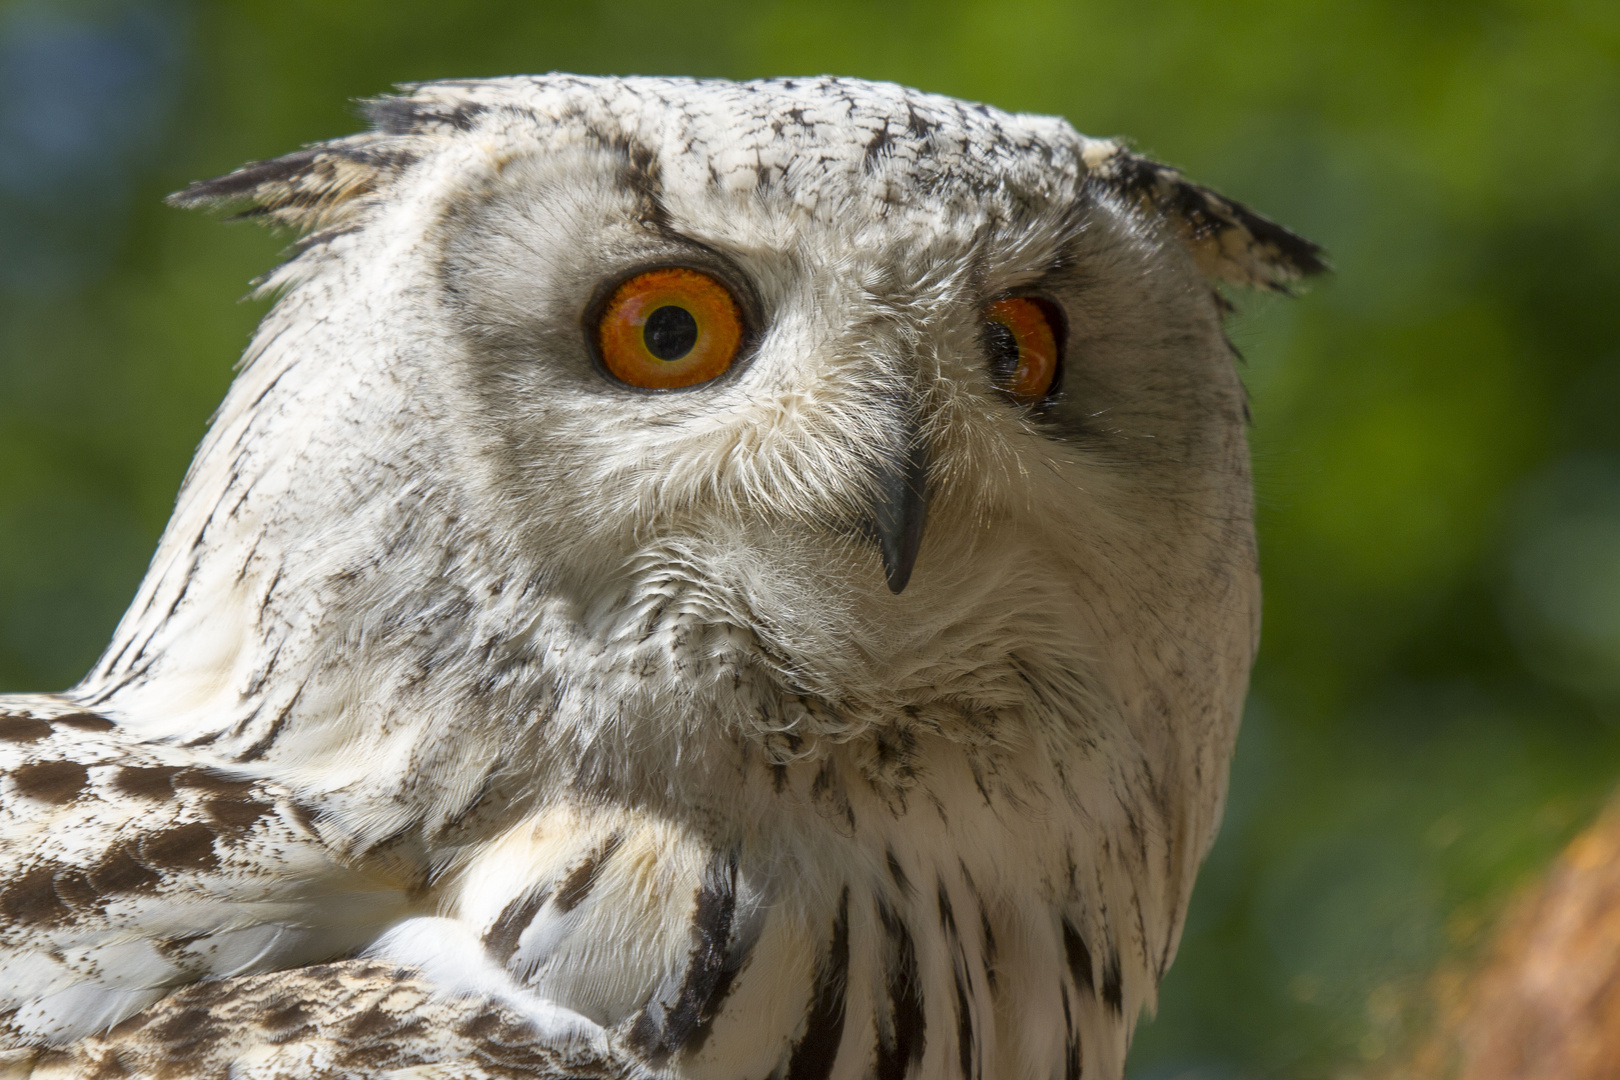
left=983, top=297, right=1060, bottom=403
left=595, top=267, right=744, bottom=390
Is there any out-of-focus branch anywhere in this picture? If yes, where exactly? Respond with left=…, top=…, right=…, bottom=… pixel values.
left=1395, top=796, right=1620, bottom=1080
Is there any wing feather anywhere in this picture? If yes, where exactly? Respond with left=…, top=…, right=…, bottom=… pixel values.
left=14, top=960, right=624, bottom=1080
left=0, top=697, right=418, bottom=1045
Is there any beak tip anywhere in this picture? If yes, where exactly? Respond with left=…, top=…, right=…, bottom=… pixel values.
left=878, top=519, right=923, bottom=594
left=868, top=408, right=931, bottom=597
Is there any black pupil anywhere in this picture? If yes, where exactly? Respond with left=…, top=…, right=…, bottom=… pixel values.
left=984, top=319, right=1021, bottom=384
left=644, top=305, right=699, bottom=361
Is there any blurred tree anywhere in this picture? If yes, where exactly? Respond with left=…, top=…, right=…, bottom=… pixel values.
left=1, top=1, right=1616, bottom=1076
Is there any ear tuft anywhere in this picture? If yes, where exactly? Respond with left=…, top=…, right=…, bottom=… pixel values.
left=165, top=86, right=480, bottom=232
left=166, top=136, right=418, bottom=231
left=1082, top=142, right=1329, bottom=293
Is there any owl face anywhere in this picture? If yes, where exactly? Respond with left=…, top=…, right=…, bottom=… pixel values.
left=332, top=81, right=1253, bottom=718
left=86, top=77, right=1310, bottom=798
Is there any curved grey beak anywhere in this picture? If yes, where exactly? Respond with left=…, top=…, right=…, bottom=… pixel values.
left=870, top=421, right=930, bottom=593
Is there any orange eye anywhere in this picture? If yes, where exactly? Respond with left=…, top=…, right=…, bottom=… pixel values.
left=983, top=297, right=1061, bottom=403
left=595, top=267, right=744, bottom=390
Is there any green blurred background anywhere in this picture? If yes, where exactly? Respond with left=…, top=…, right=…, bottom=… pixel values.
left=1, top=1, right=1616, bottom=1075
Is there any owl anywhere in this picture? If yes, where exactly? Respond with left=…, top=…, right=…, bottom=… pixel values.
left=0, top=76, right=1322, bottom=1080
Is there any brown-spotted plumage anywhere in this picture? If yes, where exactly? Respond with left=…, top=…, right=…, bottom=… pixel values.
left=0, top=76, right=1322, bottom=1079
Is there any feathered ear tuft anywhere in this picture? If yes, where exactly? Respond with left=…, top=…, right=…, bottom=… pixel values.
left=165, top=87, right=485, bottom=231
left=166, top=137, right=417, bottom=231
left=1081, top=142, right=1329, bottom=293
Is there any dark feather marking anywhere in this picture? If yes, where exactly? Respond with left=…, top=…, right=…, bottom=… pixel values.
left=113, top=765, right=183, bottom=799
left=936, top=880, right=957, bottom=937
left=455, top=1010, right=503, bottom=1041
left=681, top=942, right=746, bottom=1058
left=876, top=900, right=926, bottom=1080
left=228, top=186, right=369, bottom=220
left=0, top=867, right=71, bottom=924
left=241, top=643, right=283, bottom=699
left=246, top=356, right=298, bottom=412
left=344, top=1003, right=409, bottom=1040
left=173, top=768, right=258, bottom=798
left=235, top=683, right=305, bottom=763
left=1061, top=918, right=1095, bottom=996
left=259, top=1000, right=313, bottom=1033
left=204, top=797, right=274, bottom=833
left=484, top=888, right=551, bottom=964
left=364, top=95, right=487, bottom=135
left=611, top=134, right=671, bottom=232
left=784, top=889, right=850, bottom=1080
left=224, top=700, right=264, bottom=745
left=1060, top=984, right=1082, bottom=1080
left=93, top=625, right=140, bottom=684
left=629, top=850, right=742, bottom=1061
left=140, top=822, right=219, bottom=871
left=905, top=101, right=936, bottom=138
left=88, top=842, right=163, bottom=894
left=172, top=149, right=323, bottom=204
left=0, top=715, right=52, bottom=742
left=673, top=854, right=748, bottom=1062
left=810, top=760, right=858, bottom=837
left=133, top=1003, right=212, bottom=1049
left=52, top=712, right=115, bottom=732
left=10, top=760, right=90, bottom=803
left=155, top=930, right=209, bottom=961
left=283, top=799, right=321, bottom=837
left=953, top=968, right=975, bottom=1080
left=87, top=664, right=152, bottom=709
left=864, top=124, right=895, bottom=170
left=810, top=761, right=835, bottom=803
left=886, top=849, right=912, bottom=896
left=554, top=834, right=623, bottom=913
left=938, top=881, right=978, bottom=1080
left=1101, top=951, right=1123, bottom=1014
left=958, top=866, right=998, bottom=996
left=51, top=867, right=97, bottom=907
left=160, top=547, right=207, bottom=636
left=1095, top=150, right=1328, bottom=286
left=979, top=910, right=999, bottom=995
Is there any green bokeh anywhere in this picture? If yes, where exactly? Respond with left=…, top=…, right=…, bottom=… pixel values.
left=2, top=2, right=1616, bottom=1076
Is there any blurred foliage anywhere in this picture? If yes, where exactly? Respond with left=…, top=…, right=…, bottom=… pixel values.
left=1, top=0, right=1617, bottom=1075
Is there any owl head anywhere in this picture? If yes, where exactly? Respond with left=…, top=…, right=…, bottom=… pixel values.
left=79, top=76, right=1321, bottom=848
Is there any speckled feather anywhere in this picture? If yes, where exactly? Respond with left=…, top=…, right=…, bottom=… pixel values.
left=0, top=75, right=1321, bottom=1079
left=0, top=698, right=417, bottom=1047
left=7, top=959, right=626, bottom=1080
